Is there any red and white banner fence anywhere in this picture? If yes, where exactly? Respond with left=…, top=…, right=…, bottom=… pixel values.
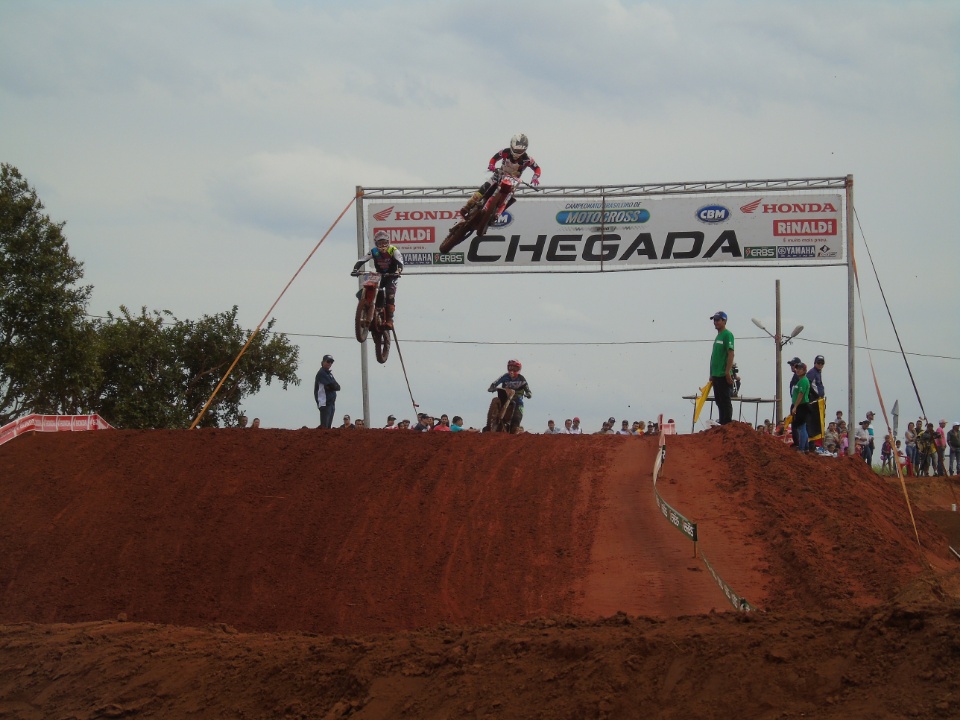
left=0, top=414, right=114, bottom=447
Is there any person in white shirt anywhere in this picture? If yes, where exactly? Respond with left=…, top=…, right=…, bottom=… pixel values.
left=617, top=420, right=633, bottom=435
left=561, top=418, right=573, bottom=434
left=544, top=419, right=563, bottom=434
left=384, top=414, right=398, bottom=429
left=569, top=417, right=583, bottom=434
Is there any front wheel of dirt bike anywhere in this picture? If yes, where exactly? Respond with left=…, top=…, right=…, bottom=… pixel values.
left=440, top=221, right=469, bottom=253
left=487, top=396, right=503, bottom=432
left=354, top=299, right=371, bottom=343
left=374, top=323, right=391, bottom=364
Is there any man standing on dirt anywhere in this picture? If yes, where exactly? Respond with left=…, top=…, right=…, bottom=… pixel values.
left=708, top=311, right=735, bottom=425
left=314, top=355, right=340, bottom=429
left=935, top=419, right=948, bottom=476
left=947, top=421, right=960, bottom=476
left=790, top=363, right=811, bottom=453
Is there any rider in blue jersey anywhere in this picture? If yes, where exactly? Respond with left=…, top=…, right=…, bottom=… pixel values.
left=352, top=229, right=404, bottom=328
left=487, top=359, right=532, bottom=432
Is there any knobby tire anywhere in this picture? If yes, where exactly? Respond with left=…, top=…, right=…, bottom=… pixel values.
left=374, top=321, right=391, bottom=364
left=354, top=299, right=372, bottom=343
left=440, top=220, right=469, bottom=254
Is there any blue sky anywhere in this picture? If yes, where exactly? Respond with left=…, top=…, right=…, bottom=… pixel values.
left=2, top=0, right=957, bottom=432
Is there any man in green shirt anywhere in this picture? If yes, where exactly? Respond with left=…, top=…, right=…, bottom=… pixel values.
left=708, top=311, right=735, bottom=425
left=791, top=362, right=811, bottom=452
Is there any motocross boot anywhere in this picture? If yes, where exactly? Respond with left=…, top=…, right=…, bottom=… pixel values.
left=383, top=304, right=395, bottom=329
left=459, top=191, right=482, bottom=219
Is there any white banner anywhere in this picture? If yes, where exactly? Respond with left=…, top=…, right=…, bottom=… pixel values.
left=366, top=193, right=844, bottom=270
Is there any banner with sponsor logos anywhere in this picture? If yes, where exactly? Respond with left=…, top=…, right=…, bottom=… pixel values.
left=367, top=194, right=844, bottom=270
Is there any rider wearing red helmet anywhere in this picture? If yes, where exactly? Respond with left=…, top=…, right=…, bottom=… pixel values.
left=352, top=229, right=404, bottom=328
left=487, top=359, right=533, bottom=432
left=459, top=133, right=542, bottom=219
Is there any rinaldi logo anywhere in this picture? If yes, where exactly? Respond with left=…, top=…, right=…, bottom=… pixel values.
left=773, top=219, right=837, bottom=236
left=380, top=227, right=435, bottom=244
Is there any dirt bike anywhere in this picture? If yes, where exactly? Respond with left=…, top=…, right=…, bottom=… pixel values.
left=439, top=171, right=531, bottom=254
left=485, top=387, right=527, bottom=434
left=351, top=271, right=397, bottom=364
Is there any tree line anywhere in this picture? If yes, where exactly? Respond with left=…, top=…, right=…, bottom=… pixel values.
left=0, top=163, right=299, bottom=428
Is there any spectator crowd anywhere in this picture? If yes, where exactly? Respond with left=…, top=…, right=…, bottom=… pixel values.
left=312, top=334, right=956, bottom=477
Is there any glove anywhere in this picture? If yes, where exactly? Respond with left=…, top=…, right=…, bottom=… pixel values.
left=350, top=270, right=360, bottom=277
left=396, top=266, right=403, bottom=275
left=523, top=389, right=532, bottom=399
left=531, top=176, right=540, bottom=187
left=487, top=164, right=496, bottom=173
left=488, top=384, right=497, bottom=393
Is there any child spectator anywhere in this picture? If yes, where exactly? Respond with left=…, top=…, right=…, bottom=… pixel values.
left=881, top=435, right=893, bottom=473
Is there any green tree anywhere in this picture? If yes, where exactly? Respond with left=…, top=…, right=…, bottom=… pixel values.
left=89, top=306, right=299, bottom=429
left=0, top=163, right=96, bottom=425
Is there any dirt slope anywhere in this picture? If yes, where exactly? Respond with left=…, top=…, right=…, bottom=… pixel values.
left=1, top=422, right=959, bottom=719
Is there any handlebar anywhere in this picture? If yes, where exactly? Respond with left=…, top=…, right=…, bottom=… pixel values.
left=490, top=167, right=541, bottom=192
left=351, top=270, right=401, bottom=278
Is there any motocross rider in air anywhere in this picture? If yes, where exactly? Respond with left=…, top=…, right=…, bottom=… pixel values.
left=352, top=229, right=404, bottom=329
left=487, top=359, right=532, bottom=433
left=459, top=133, right=542, bottom=219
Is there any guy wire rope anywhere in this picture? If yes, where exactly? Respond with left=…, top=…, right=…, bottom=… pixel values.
left=189, top=193, right=359, bottom=429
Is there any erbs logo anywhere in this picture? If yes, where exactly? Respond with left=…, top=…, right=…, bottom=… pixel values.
left=696, top=205, right=730, bottom=224
left=492, top=211, right=513, bottom=228
left=744, top=246, right=776, bottom=259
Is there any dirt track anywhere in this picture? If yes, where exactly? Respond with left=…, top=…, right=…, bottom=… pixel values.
left=1, top=423, right=959, bottom=718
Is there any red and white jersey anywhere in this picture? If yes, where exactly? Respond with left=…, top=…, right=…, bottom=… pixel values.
left=488, top=148, right=541, bottom=180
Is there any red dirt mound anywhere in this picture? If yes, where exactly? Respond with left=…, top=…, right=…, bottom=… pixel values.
left=1, top=421, right=958, bottom=719
left=657, top=424, right=955, bottom=612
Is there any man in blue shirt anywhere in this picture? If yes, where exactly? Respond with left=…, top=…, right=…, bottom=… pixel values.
left=804, top=355, right=827, bottom=451
left=314, top=355, right=340, bottom=429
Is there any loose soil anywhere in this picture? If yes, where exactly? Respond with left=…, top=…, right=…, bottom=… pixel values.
left=1, top=422, right=959, bottom=719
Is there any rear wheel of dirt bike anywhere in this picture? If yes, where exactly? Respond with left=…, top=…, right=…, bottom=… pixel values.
left=374, top=323, right=391, bottom=364
left=440, top=221, right=469, bottom=253
left=354, top=298, right=371, bottom=343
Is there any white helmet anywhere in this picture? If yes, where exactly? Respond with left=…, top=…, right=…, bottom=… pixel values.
left=373, top=229, right=389, bottom=245
left=509, top=133, right=529, bottom=158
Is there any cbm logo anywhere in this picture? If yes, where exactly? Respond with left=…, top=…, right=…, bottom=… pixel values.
left=491, top=210, right=513, bottom=228
left=696, top=205, right=730, bottom=224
